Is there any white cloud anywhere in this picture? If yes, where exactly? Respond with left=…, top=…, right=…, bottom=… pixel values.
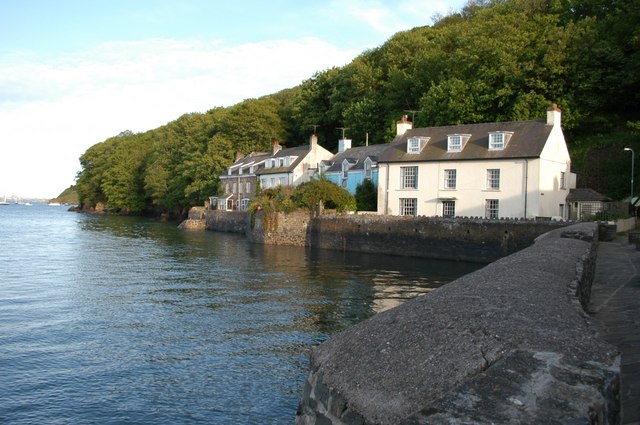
left=0, top=37, right=358, bottom=199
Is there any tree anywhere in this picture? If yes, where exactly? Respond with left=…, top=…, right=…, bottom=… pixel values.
left=355, top=179, right=378, bottom=212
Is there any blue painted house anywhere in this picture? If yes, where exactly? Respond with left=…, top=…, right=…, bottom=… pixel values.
left=321, top=139, right=390, bottom=194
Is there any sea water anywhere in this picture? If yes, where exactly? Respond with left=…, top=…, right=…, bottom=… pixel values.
left=0, top=204, right=480, bottom=424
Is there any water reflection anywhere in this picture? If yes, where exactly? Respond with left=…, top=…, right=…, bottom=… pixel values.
left=2, top=207, right=484, bottom=424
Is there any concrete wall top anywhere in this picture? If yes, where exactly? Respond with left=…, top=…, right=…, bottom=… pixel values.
left=297, top=222, right=619, bottom=424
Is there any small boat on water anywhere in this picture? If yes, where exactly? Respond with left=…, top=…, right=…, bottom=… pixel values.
left=0, top=195, right=9, bottom=205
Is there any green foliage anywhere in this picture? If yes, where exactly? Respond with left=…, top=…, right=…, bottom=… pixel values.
left=355, top=179, right=378, bottom=212
left=76, top=0, right=640, bottom=211
left=293, top=179, right=356, bottom=213
left=50, top=185, right=79, bottom=204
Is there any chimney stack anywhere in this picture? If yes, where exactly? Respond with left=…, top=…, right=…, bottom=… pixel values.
left=396, top=115, right=413, bottom=136
left=272, top=140, right=282, bottom=155
left=310, top=133, right=318, bottom=149
left=338, top=138, right=352, bottom=153
left=547, top=103, right=561, bottom=127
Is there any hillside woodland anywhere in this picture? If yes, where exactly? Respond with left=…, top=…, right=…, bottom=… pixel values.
left=75, top=0, right=640, bottom=216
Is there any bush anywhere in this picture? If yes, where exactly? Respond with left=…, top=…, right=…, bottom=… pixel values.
left=293, top=179, right=356, bottom=214
left=355, top=179, right=377, bottom=212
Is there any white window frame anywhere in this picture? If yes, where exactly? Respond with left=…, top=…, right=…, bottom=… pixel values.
left=489, top=133, right=505, bottom=150
left=443, top=201, right=455, bottom=217
left=444, top=169, right=457, bottom=189
left=364, top=158, right=372, bottom=180
left=400, top=166, right=418, bottom=189
left=399, top=198, right=417, bottom=216
left=279, top=176, right=287, bottom=186
left=487, top=169, right=500, bottom=190
left=448, top=135, right=462, bottom=152
left=232, top=182, right=237, bottom=194
left=246, top=182, right=251, bottom=194
left=486, top=199, right=499, bottom=219
left=240, top=198, right=250, bottom=210
left=225, top=183, right=230, bottom=193
left=342, top=160, right=349, bottom=180
left=407, top=137, right=421, bottom=154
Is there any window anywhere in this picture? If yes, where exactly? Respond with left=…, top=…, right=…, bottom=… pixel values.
left=225, top=183, right=230, bottom=193
left=407, top=137, right=421, bottom=154
left=488, top=132, right=513, bottom=150
left=279, top=158, right=284, bottom=167
left=407, top=137, right=429, bottom=154
left=279, top=177, right=287, bottom=186
left=399, top=198, right=417, bottom=216
left=239, top=167, right=243, bottom=175
left=232, top=182, right=237, bottom=193
left=559, top=204, right=564, bottom=218
left=364, top=159, right=372, bottom=180
left=444, top=169, right=457, bottom=189
left=487, top=169, right=500, bottom=190
left=443, top=201, right=455, bottom=217
left=489, top=133, right=505, bottom=150
left=342, top=160, right=349, bottom=179
left=241, top=198, right=250, bottom=210
left=448, top=135, right=462, bottom=152
left=239, top=182, right=244, bottom=194
left=485, top=199, right=499, bottom=219
left=270, top=177, right=276, bottom=187
left=400, top=166, right=418, bottom=189
left=560, top=172, right=566, bottom=189
left=246, top=182, right=251, bottom=194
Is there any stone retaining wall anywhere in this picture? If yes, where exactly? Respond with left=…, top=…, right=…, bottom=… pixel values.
left=196, top=209, right=569, bottom=263
left=204, top=210, right=249, bottom=233
left=309, top=214, right=568, bottom=263
left=296, top=222, right=620, bottom=424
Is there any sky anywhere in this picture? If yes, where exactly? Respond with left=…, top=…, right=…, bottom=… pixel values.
left=0, top=0, right=466, bottom=199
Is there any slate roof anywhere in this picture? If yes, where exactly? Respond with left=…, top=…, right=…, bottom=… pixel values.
left=255, top=145, right=312, bottom=176
left=324, top=144, right=390, bottom=173
left=566, top=188, right=612, bottom=202
left=378, top=119, right=553, bottom=163
left=223, top=152, right=270, bottom=177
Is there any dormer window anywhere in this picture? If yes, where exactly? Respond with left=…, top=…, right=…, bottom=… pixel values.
left=488, top=132, right=513, bottom=150
left=407, top=136, right=429, bottom=154
left=239, top=167, right=243, bottom=175
left=447, top=134, right=471, bottom=152
left=448, top=135, right=462, bottom=151
left=364, top=158, right=373, bottom=180
left=341, top=159, right=350, bottom=179
left=228, top=168, right=232, bottom=175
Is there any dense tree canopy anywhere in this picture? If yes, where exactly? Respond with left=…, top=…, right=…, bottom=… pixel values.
left=75, top=0, right=640, bottom=215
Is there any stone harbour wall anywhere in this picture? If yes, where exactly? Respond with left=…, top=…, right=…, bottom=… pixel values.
left=196, top=209, right=570, bottom=263
left=308, top=214, right=568, bottom=263
left=295, top=222, right=620, bottom=424
left=203, top=210, right=249, bottom=234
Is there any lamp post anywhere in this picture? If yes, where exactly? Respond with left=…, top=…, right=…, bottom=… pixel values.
left=624, top=147, right=634, bottom=207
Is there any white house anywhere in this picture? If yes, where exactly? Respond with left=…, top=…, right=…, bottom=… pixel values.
left=256, top=134, right=334, bottom=189
left=377, top=104, right=577, bottom=219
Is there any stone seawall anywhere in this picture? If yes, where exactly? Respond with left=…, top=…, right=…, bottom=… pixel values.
left=296, top=222, right=620, bottom=424
left=204, top=210, right=249, bottom=233
left=199, top=209, right=568, bottom=263
left=309, top=215, right=568, bottom=263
